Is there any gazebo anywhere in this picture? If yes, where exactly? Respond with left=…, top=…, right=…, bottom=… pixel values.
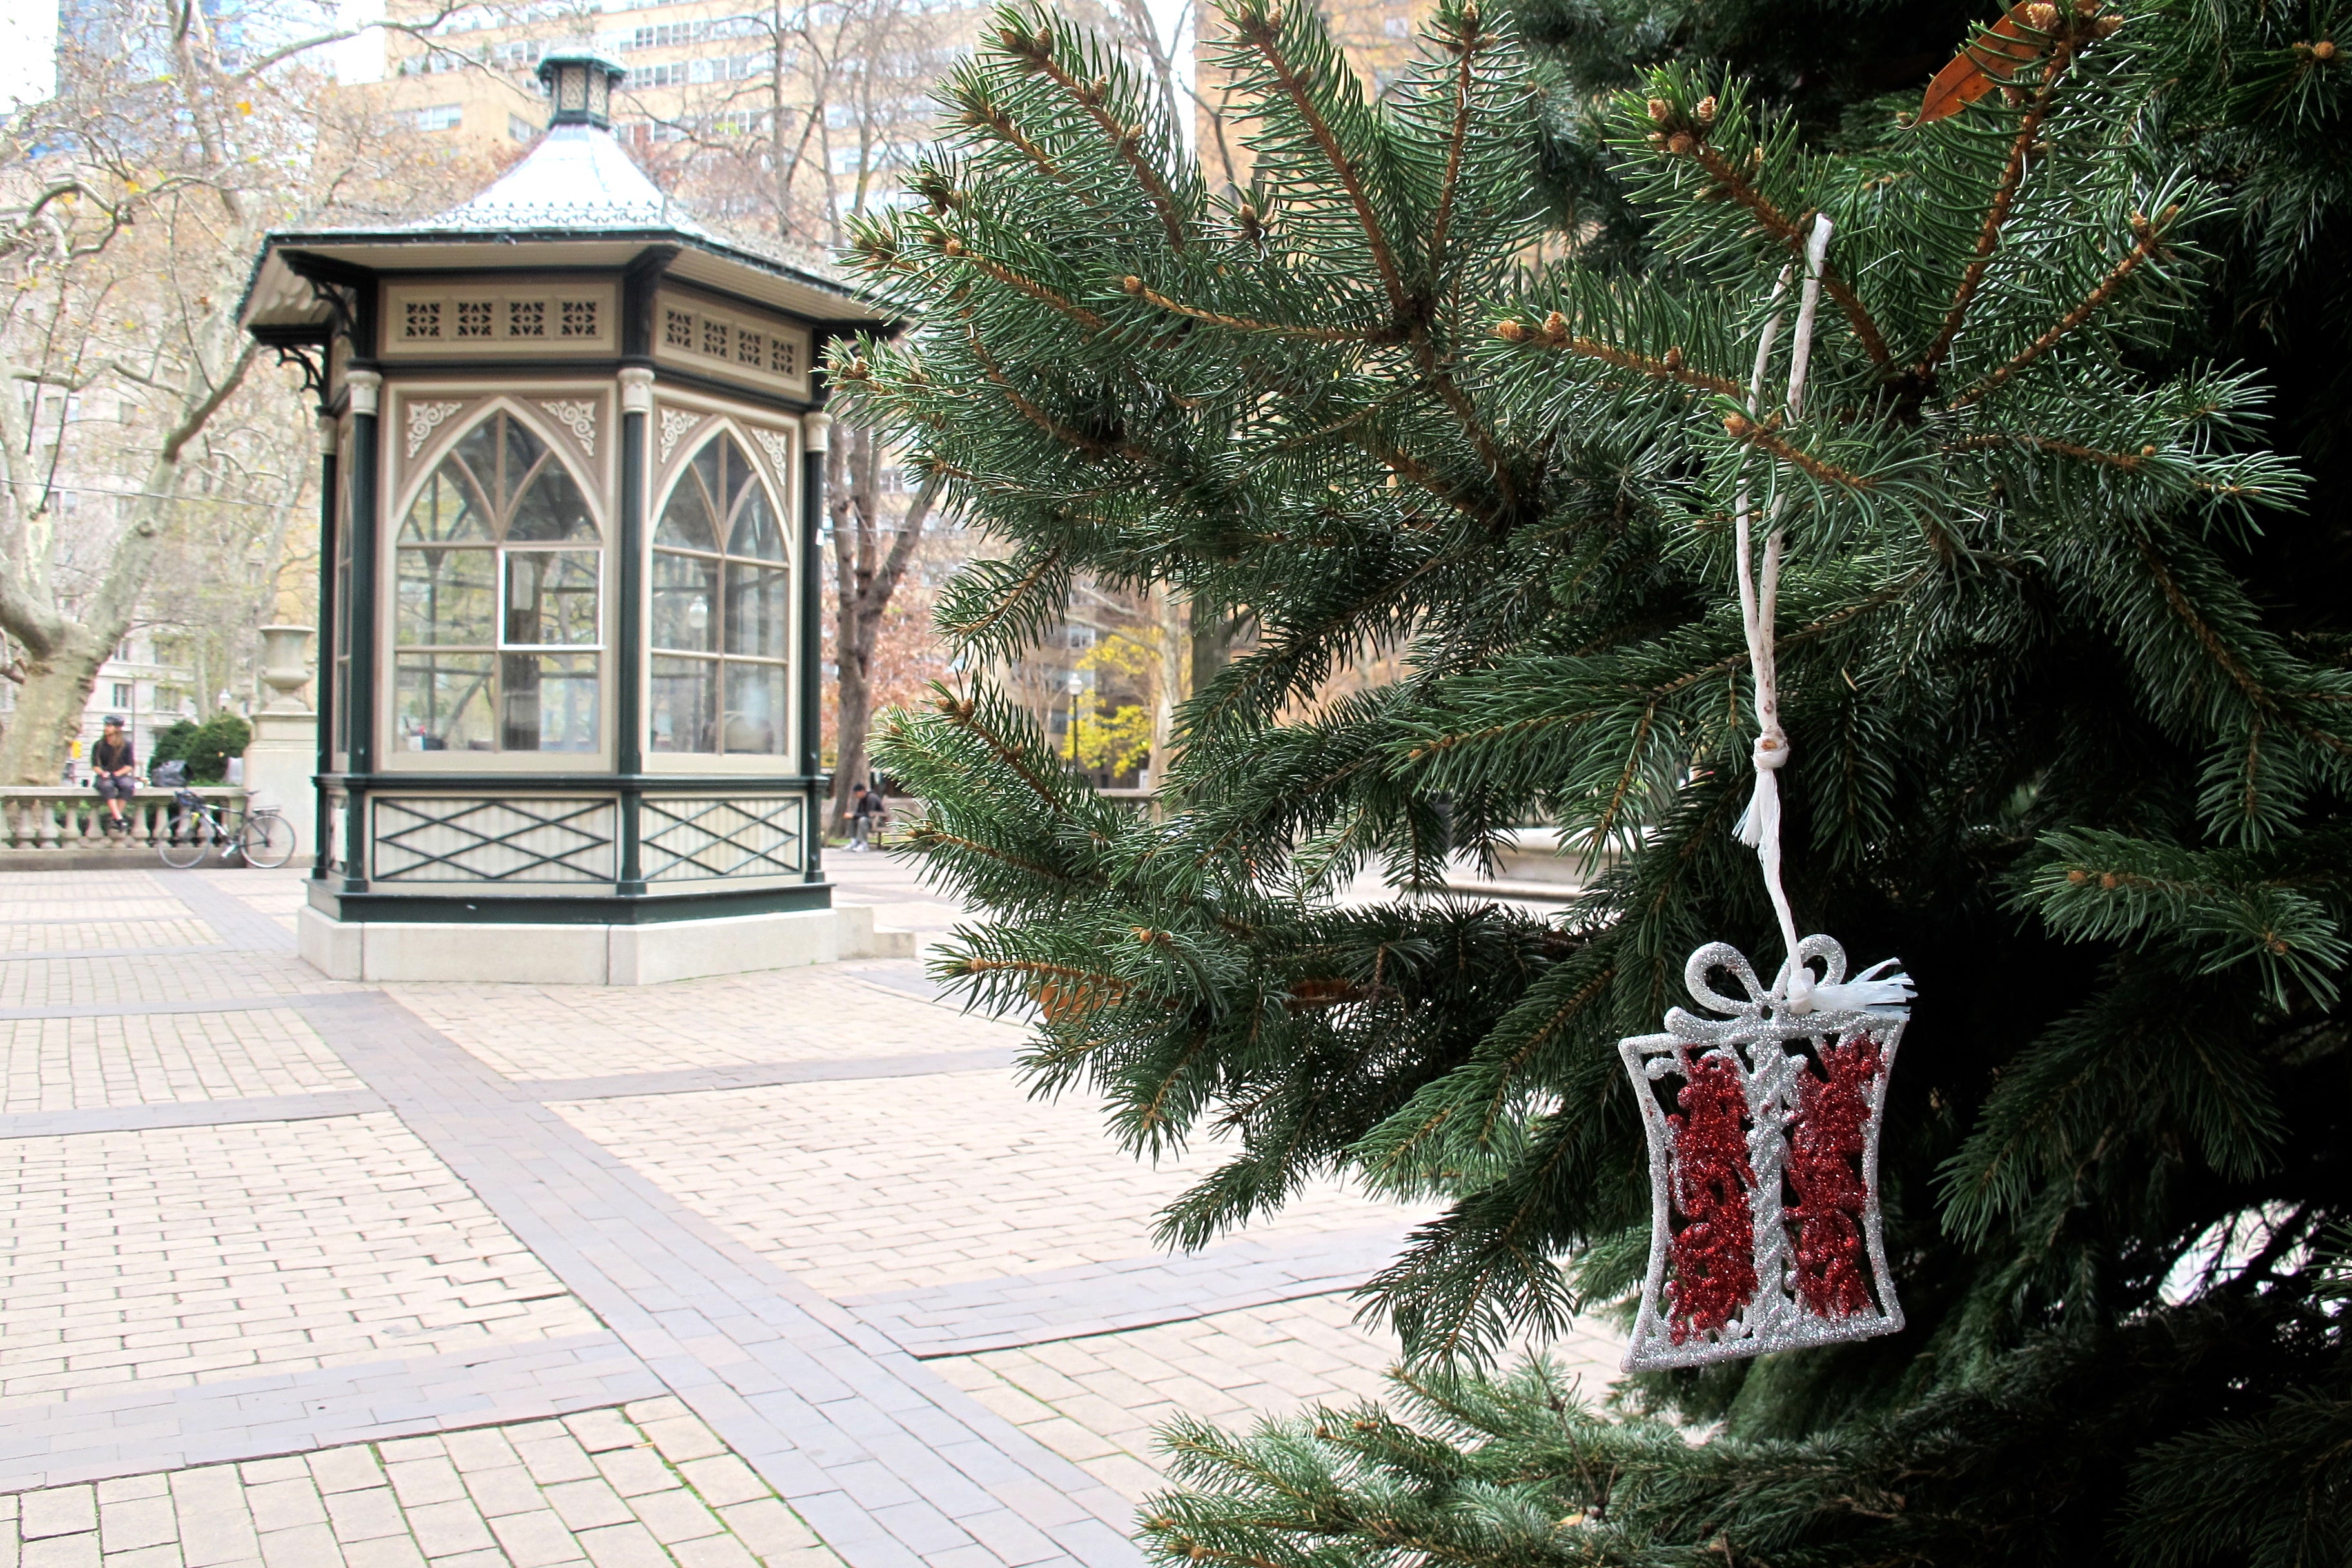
left=239, top=49, right=896, bottom=983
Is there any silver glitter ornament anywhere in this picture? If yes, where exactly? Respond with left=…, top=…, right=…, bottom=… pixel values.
left=1618, top=935, right=1911, bottom=1371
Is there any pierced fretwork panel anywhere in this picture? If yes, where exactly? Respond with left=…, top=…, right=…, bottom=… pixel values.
left=640, top=795, right=804, bottom=881
left=373, top=796, right=617, bottom=882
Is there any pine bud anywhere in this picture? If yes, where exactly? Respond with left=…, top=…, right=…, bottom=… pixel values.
left=1542, top=309, right=1569, bottom=340
left=942, top=237, right=966, bottom=256
left=2100, top=872, right=2119, bottom=889
left=1667, top=132, right=1696, bottom=155
left=1664, top=346, right=1684, bottom=369
left=2141, top=444, right=2157, bottom=456
left=1694, top=95, right=1718, bottom=124
left=2317, top=39, right=2338, bottom=58
left=1647, top=97, right=1670, bottom=122
left=2021, top=3, right=2057, bottom=29
left=2093, top=12, right=2122, bottom=35
left=1723, top=412, right=1752, bottom=436
left=2067, top=868, right=2087, bottom=883
left=1461, top=1, right=1480, bottom=27
left=1122, top=275, right=1144, bottom=294
left=1494, top=319, right=1529, bottom=341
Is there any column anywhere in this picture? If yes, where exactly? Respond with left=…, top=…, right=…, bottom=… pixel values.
left=616, top=368, right=652, bottom=895
left=342, top=369, right=382, bottom=893
left=311, top=412, right=337, bottom=878
left=799, top=411, right=830, bottom=884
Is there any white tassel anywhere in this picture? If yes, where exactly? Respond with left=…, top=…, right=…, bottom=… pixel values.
left=1735, top=760, right=1778, bottom=848
left=1810, top=958, right=1915, bottom=1017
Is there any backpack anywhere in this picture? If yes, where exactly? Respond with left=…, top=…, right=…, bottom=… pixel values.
left=152, top=759, right=188, bottom=787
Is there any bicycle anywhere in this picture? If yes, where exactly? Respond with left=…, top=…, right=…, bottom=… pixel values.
left=157, top=789, right=297, bottom=870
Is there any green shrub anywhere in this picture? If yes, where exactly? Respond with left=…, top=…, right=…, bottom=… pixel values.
left=183, top=714, right=251, bottom=784
left=149, top=719, right=199, bottom=767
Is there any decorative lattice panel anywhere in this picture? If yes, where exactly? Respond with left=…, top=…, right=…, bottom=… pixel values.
left=373, top=796, right=617, bottom=883
left=640, top=796, right=804, bottom=881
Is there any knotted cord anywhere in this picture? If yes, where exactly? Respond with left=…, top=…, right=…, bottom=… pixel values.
left=1732, top=215, right=1844, bottom=1012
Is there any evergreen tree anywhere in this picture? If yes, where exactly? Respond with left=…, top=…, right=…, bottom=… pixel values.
left=837, top=0, right=2351, bottom=1557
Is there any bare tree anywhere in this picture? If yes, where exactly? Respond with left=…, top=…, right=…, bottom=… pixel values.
left=0, top=0, right=489, bottom=782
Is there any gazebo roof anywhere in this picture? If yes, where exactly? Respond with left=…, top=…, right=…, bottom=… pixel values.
left=240, top=48, right=890, bottom=336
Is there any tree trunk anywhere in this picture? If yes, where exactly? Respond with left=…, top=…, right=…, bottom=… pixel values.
left=0, top=629, right=112, bottom=783
left=827, top=426, right=937, bottom=836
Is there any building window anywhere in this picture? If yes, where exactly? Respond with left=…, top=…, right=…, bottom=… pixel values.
left=112, top=683, right=132, bottom=709
left=649, top=434, right=788, bottom=755
left=509, top=113, right=539, bottom=142
left=404, top=103, right=464, bottom=132
left=394, top=411, right=601, bottom=753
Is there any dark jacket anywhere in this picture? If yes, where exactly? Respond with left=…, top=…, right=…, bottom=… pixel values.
left=93, top=735, right=135, bottom=773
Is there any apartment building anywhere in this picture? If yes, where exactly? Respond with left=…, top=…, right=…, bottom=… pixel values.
left=356, top=0, right=970, bottom=231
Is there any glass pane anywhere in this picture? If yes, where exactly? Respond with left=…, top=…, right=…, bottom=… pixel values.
left=728, top=477, right=786, bottom=561
left=509, top=462, right=596, bottom=542
left=501, top=652, right=598, bottom=752
left=650, top=656, right=718, bottom=753
left=504, top=550, right=600, bottom=646
left=653, top=470, right=718, bottom=551
left=724, top=561, right=789, bottom=660
left=396, top=546, right=494, bottom=645
left=721, top=662, right=789, bottom=754
left=501, top=415, right=547, bottom=512
left=395, top=653, right=496, bottom=751
left=398, top=466, right=490, bottom=543
left=651, top=549, right=717, bottom=652
left=452, top=418, right=498, bottom=504
left=692, top=437, right=725, bottom=521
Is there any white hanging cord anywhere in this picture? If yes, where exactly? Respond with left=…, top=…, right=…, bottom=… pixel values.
left=1733, top=215, right=1834, bottom=1008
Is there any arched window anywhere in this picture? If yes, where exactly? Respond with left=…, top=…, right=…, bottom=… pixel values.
left=394, top=410, right=600, bottom=752
left=649, top=433, right=789, bottom=755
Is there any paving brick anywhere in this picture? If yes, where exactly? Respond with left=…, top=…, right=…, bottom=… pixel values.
left=573, top=1522, right=671, bottom=1568
left=484, top=1509, right=583, bottom=1568
left=21, top=1485, right=97, bottom=1539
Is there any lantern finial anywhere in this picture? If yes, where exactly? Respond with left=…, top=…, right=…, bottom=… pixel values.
left=537, top=47, right=625, bottom=130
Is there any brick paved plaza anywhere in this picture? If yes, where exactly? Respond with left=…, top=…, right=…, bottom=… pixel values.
left=0, top=860, right=1622, bottom=1566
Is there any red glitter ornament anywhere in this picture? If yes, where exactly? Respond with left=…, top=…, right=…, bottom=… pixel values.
left=1664, top=1052, right=1758, bottom=1342
left=1785, top=1037, right=1882, bottom=1320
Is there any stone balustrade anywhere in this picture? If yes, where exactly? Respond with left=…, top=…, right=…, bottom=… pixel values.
left=0, top=786, right=248, bottom=853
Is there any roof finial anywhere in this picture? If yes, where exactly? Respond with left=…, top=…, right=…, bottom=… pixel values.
left=538, top=47, right=625, bottom=131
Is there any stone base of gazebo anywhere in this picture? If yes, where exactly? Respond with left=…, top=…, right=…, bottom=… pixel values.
left=298, top=903, right=910, bottom=985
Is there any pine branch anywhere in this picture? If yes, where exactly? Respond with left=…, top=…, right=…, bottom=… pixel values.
left=1233, top=3, right=1412, bottom=318
left=1721, top=413, right=1879, bottom=489
left=1496, top=315, right=1743, bottom=395
left=995, top=19, right=1191, bottom=250
left=1118, top=275, right=1386, bottom=341
left=1949, top=208, right=2175, bottom=407
left=1922, top=39, right=2078, bottom=375
left=931, top=233, right=1109, bottom=332
left=1664, top=131, right=1894, bottom=369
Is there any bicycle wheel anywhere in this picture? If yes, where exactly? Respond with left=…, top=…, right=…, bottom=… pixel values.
left=241, top=811, right=296, bottom=870
left=157, top=812, right=210, bottom=869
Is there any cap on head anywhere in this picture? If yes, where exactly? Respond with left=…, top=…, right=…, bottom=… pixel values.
left=103, top=716, right=124, bottom=728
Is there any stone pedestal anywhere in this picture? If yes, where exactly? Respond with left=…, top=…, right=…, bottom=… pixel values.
left=242, top=709, right=318, bottom=858
left=243, top=623, right=318, bottom=858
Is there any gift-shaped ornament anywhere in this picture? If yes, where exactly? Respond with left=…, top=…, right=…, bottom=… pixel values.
left=1618, top=934, right=1911, bottom=1370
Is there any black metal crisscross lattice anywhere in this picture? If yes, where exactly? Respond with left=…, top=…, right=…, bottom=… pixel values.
left=373, top=796, right=616, bottom=882
left=640, top=796, right=803, bottom=881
